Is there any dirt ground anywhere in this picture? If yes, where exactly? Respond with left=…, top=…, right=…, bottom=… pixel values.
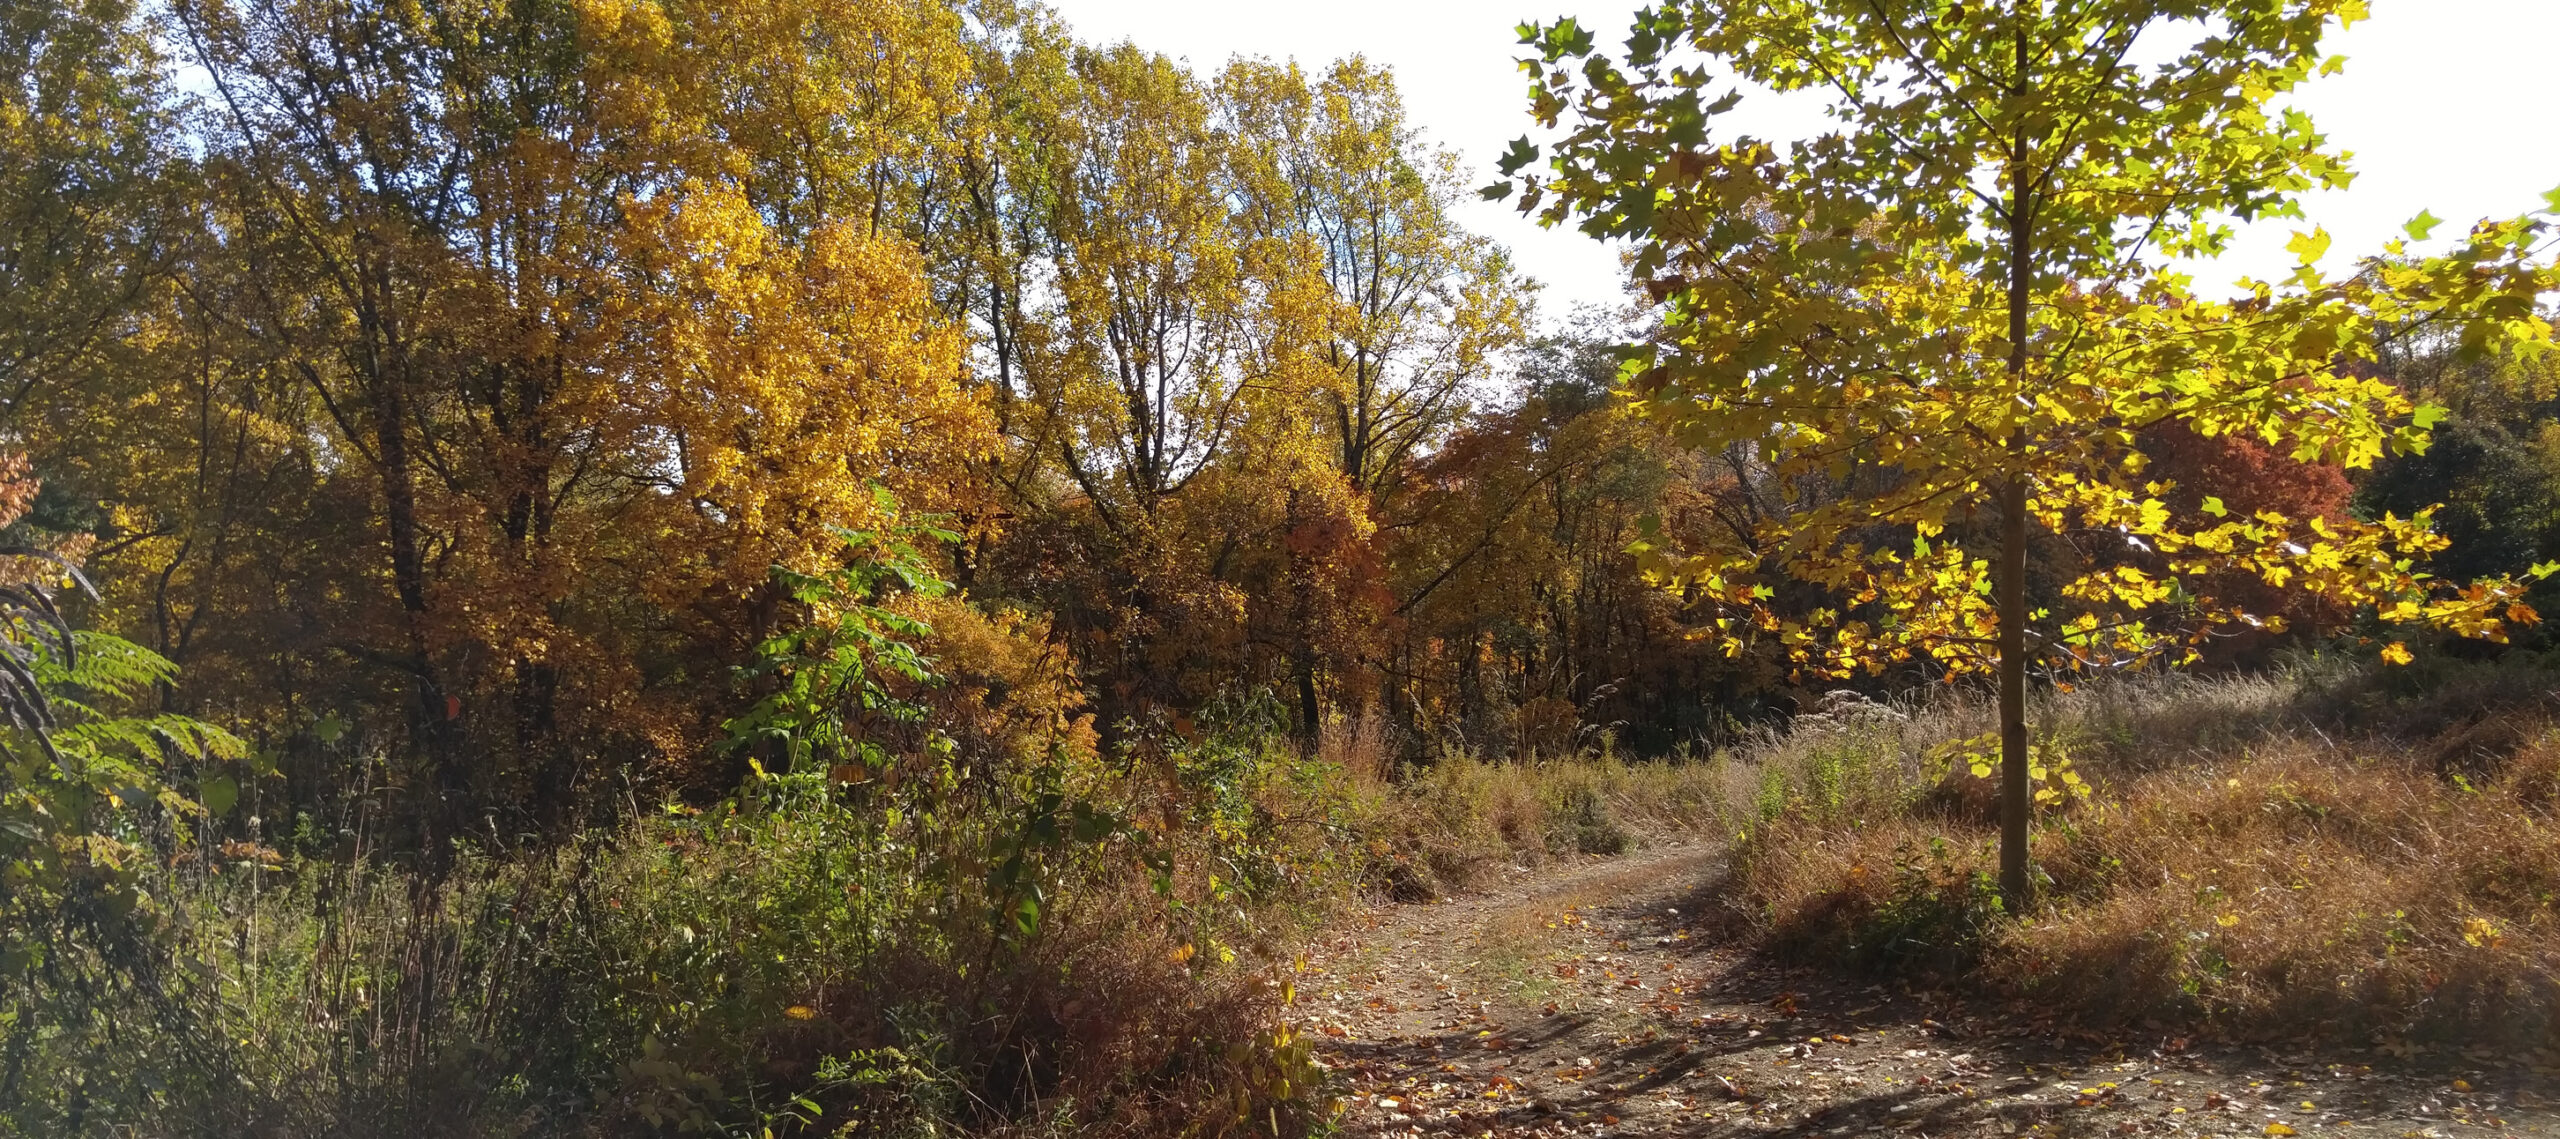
left=1295, top=842, right=2556, bottom=1139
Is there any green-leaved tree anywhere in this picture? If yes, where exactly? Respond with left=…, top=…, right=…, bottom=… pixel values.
left=1492, top=0, right=2560, bottom=905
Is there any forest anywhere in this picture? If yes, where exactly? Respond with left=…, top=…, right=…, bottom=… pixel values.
left=6, top=0, right=2560, bottom=1135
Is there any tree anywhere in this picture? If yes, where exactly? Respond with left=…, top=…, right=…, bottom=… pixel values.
left=2361, top=332, right=2560, bottom=592
left=0, top=0, right=174, bottom=436
left=950, top=40, right=1534, bottom=735
left=1223, top=57, right=1532, bottom=500
left=1220, top=57, right=1535, bottom=732
left=1495, top=1, right=2560, bottom=905
left=138, top=0, right=990, bottom=844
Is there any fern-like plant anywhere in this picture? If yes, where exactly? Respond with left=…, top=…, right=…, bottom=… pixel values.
left=0, top=452, right=240, bottom=973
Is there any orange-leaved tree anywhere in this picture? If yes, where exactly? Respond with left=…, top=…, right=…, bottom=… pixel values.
left=155, top=0, right=991, bottom=840
left=1493, top=0, right=2560, bottom=905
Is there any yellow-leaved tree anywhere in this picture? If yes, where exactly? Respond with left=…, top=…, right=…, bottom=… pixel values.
left=143, top=0, right=991, bottom=840
left=1495, top=0, right=2560, bottom=904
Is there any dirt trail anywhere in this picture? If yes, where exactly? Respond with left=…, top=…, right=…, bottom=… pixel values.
left=1296, top=842, right=2554, bottom=1139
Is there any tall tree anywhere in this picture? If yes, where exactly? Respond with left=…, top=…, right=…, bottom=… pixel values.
left=1497, top=1, right=2560, bottom=904
left=1223, top=57, right=1531, bottom=499
left=147, top=0, right=989, bottom=841
left=0, top=0, right=181, bottom=529
left=1221, top=57, right=1533, bottom=730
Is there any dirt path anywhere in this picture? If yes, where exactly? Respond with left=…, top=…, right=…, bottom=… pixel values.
left=1296, top=841, right=2554, bottom=1139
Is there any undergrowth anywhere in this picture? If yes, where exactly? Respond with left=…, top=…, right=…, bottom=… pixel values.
left=1317, top=714, right=1744, bottom=899
left=4, top=652, right=1738, bottom=1136
left=1734, top=653, right=2560, bottom=1049
left=35, top=594, right=2556, bottom=1133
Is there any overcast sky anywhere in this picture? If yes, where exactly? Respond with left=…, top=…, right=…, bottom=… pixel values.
left=1043, top=0, right=2560, bottom=325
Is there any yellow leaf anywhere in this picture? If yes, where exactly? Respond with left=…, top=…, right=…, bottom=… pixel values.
left=783, top=1005, right=817, bottom=1021
left=2380, top=641, right=2414, bottom=666
left=1170, top=943, right=1196, bottom=964
left=2462, top=917, right=2502, bottom=948
left=2267, top=1124, right=2299, bottom=1136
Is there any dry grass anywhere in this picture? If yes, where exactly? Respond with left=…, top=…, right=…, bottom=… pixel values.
left=1734, top=658, right=2560, bottom=1046
left=1323, top=710, right=1747, bottom=898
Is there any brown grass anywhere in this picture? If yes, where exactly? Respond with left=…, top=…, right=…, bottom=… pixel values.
left=1734, top=661, right=2560, bottom=1046
left=1331, top=710, right=1747, bottom=898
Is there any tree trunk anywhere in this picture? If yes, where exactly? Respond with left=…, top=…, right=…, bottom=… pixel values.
left=1997, top=15, right=2035, bottom=910
left=1295, top=646, right=1320, bottom=745
left=1996, top=475, right=2031, bottom=907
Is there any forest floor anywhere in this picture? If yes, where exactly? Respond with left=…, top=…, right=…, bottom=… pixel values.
left=1296, top=843, right=2557, bottom=1139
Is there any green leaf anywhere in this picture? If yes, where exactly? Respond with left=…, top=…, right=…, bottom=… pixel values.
left=312, top=713, right=347, bottom=744
left=201, top=774, right=238, bottom=818
left=2201, top=496, right=2227, bottom=517
left=2543, top=182, right=2560, bottom=215
left=2403, top=210, right=2443, bottom=242
left=1496, top=136, right=1539, bottom=177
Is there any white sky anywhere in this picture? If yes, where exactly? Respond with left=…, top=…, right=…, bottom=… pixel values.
left=1044, top=0, right=2560, bottom=325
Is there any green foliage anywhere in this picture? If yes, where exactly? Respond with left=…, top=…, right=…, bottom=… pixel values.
left=2362, top=343, right=2560, bottom=594
left=0, top=624, right=241, bottom=1131
left=1847, top=837, right=2005, bottom=978
left=724, top=495, right=958, bottom=775
left=0, top=493, right=1367, bottom=1135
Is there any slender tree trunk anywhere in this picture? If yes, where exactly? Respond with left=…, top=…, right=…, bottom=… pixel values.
left=369, top=338, right=468, bottom=865
left=1997, top=17, right=2035, bottom=910
left=1996, top=475, right=2030, bottom=907
left=1295, top=645, right=1320, bottom=745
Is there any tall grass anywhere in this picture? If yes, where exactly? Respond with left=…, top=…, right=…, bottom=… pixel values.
left=1320, top=711, right=1748, bottom=898
left=1733, top=654, right=2560, bottom=1045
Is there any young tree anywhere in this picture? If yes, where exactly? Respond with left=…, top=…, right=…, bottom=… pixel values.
left=1493, top=1, right=2560, bottom=904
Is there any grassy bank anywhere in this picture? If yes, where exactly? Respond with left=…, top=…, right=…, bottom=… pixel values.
left=1735, top=656, right=2560, bottom=1048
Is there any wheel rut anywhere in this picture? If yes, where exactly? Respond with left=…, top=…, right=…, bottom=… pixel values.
left=1294, top=843, right=2553, bottom=1139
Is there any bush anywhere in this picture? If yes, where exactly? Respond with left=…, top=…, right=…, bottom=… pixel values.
left=0, top=521, right=1350, bottom=1137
